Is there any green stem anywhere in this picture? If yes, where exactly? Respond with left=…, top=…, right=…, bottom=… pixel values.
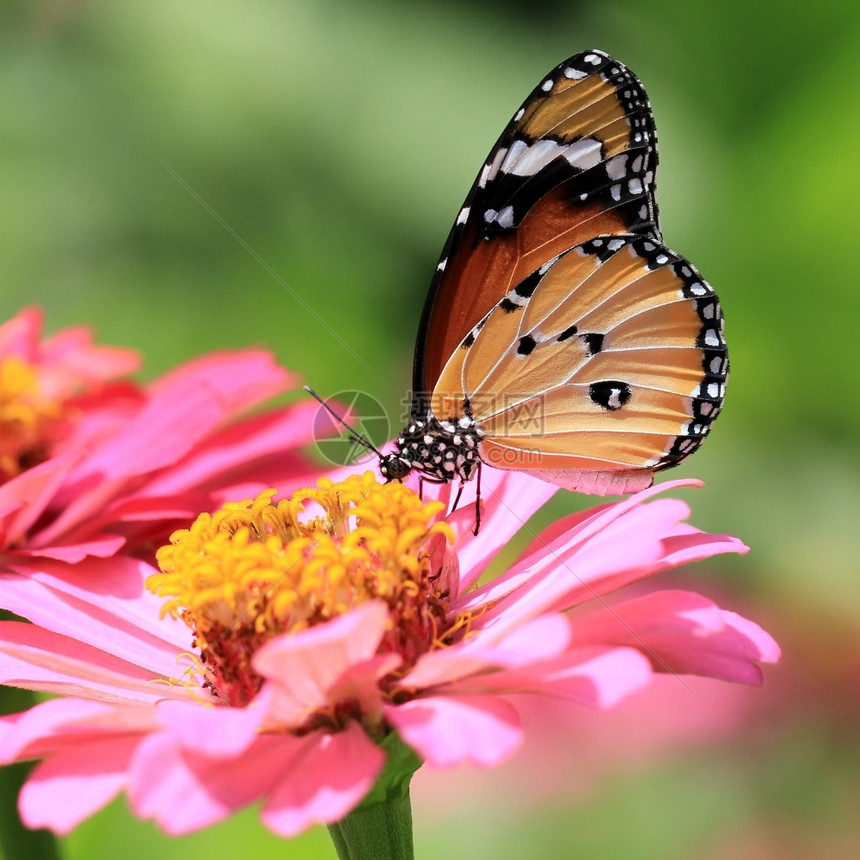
left=0, top=684, right=62, bottom=860
left=327, top=788, right=414, bottom=860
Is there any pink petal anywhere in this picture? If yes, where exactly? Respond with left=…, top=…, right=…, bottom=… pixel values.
left=384, top=695, right=522, bottom=769
left=147, top=350, right=292, bottom=414
left=254, top=602, right=391, bottom=724
left=451, top=502, right=669, bottom=622
left=40, top=328, right=139, bottom=392
left=322, top=654, right=402, bottom=724
left=19, top=735, right=139, bottom=835
left=155, top=695, right=271, bottom=757
left=454, top=646, right=655, bottom=709
left=86, top=492, right=211, bottom=525
left=462, top=612, right=574, bottom=664
left=511, top=478, right=705, bottom=569
left=38, top=352, right=294, bottom=543
left=18, top=533, right=127, bottom=562
left=571, top=590, right=781, bottom=685
left=0, top=306, right=42, bottom=358
left=61, top=384, right=227, bottom=485
left=0, top=698, right=151, bottom=762
left=0, top=454, right=78, bottom=546
left=261, top=723, right=385, bottom=837
left=129, top=726, right=373, bottom=837
left=55, top=383, right=144, bottom=456
left=207, top=455, right=321, bottom=504
left=128, top=731, right=283, bottom=833
left=398, top=613, right=572, bottom=690
left=722, top=611, right=782, bottom=664
left=655, top=528, right=749, bottom=568
left=538, top=646, right=655, bottom=707
left=451, top=470, right=558, bottom=589
left=139, top=403, right=319, bottom=497
left=0, top=559, right=190, bottom=676
left=459, top=493, right=745, bottom=642
left=0, top=620, right=182, bottom=704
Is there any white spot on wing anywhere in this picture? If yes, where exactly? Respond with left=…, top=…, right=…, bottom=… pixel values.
left=500, top=139, right=529, bottom=174
left=479, top=146, right=508, bottom=189
left=539, top=254, right=560, bottom=274
left=501, top=137, right=603, bottom=178
left=606, top=154, right=628, bottom=180
left=496, top=205, right=515, bottom=229
left=563, top=137, right=602, bottom=170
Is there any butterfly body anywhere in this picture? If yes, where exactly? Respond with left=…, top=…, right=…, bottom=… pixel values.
left=386, top=49, right=727, bottom=497
left=381, top=414, right=482, bottom=484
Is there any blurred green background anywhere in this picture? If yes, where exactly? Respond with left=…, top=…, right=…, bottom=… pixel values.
left=2, top=0, right=859, bottom=857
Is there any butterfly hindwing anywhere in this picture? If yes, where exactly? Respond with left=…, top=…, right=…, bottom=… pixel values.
left=429, top=235, right=727, bottom=490
left=413, top=50, right=662, bottom=400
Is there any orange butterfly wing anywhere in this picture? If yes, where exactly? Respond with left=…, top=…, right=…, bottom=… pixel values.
left=399, top=49, right=726, bottom=496
left=413, top=50, right=661, bottom=400
left=430, top=235, right=727, bottom=492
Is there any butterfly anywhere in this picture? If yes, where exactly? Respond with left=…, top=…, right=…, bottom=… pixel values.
left=322, top=50, right=727, bottom=521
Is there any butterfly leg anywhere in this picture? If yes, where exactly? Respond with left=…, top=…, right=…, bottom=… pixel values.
left=472, top=459, right=483, bottom=536
left=418, top=475, right=447, bottom=501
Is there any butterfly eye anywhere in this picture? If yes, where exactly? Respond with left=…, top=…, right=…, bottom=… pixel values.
left=385, top=49, right=727, bottom=504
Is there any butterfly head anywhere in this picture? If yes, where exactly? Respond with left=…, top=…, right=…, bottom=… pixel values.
left=378, top=452, right=413, bottom=482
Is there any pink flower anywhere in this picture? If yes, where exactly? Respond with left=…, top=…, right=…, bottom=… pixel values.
left=0, top=470, right=779, bottom=836
left=0, top=307, right=322, bottom=562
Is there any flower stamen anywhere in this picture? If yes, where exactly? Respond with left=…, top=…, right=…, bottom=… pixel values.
left=0, top=356, right=66, bottom=482
left=148, top=473, right=457, bottom=707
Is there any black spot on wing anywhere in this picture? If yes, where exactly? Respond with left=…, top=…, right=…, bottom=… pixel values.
left=589, top=380, right=631, bottom=411
left=514, top=268, right=542, bottom=299
left=582, top=332, right=605, bottom=355
left=517, top=335, right=537, bottom=356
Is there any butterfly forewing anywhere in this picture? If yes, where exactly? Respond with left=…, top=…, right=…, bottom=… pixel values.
left=413, top=50, right=662, bottom=399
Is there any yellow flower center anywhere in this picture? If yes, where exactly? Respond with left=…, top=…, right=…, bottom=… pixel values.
left=0, top=356, right=65, bottom=483
left=149, top=473, right=458, bottom=707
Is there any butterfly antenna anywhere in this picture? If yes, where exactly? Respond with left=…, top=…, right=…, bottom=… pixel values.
left=303, top=386, right=385, bottom=458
